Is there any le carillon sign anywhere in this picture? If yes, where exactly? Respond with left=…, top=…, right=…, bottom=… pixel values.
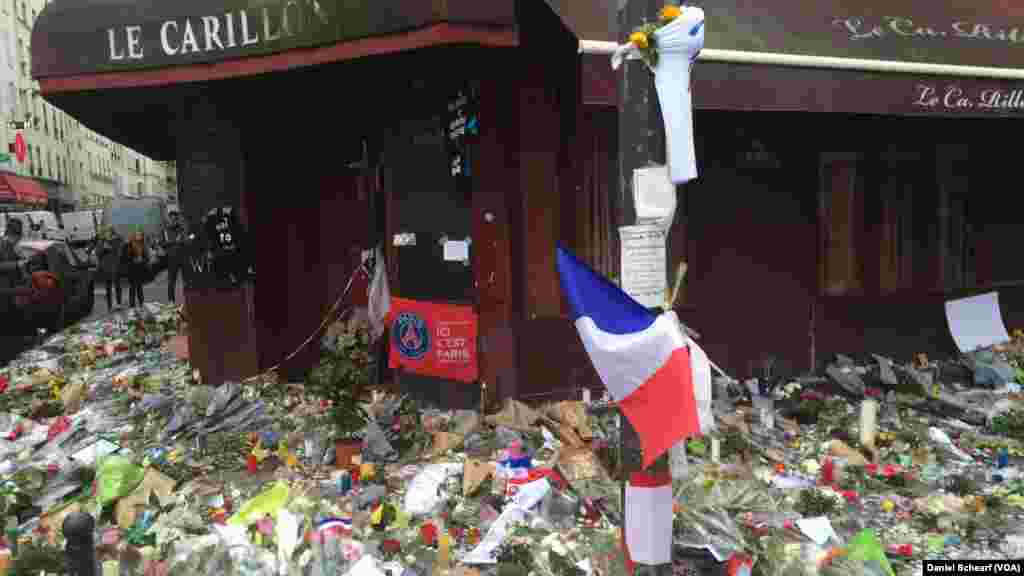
left=104, top=1, right=334, bottom=63
left=31, top=0, right=517, bottom=78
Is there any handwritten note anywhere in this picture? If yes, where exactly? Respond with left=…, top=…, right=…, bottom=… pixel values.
left=619, top=225, right=667, bottom=308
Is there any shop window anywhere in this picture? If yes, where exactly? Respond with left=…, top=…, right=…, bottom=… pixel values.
left=820, top=149, right=959, bottom=296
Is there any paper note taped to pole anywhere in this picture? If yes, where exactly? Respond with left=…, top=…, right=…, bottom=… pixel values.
left=945, top=291, right=1011, bottom=353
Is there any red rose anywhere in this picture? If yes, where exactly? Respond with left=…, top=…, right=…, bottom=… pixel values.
left=381, top=539, right=401, bottom=555
left=420, top=523, right=438, bottom=546
left=865, top=463, right=878, bottom=475
left=0, top=376, right=8, bottom=394
left=888, top=544, right=913, bottom=556
left=882, top=464, right=901, bottom=477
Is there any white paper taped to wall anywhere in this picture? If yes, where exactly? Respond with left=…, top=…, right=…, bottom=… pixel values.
left=633, top=165, right=677, bottom=227
left=945, top=291, right=1011, bottom=353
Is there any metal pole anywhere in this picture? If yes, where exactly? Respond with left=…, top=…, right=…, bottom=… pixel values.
left=63, top=511, right=97, bottom=576
left=617, top=1, right=673, bottom=572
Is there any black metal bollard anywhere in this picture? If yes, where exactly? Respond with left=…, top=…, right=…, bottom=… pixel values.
left=63, top=511, right=96, bottom=576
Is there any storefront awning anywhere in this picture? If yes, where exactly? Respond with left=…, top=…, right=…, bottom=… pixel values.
left=31, top=0, right=521, bottom=92
left=0, top=174, right=48, bottom=206
left=581, top=0, right=1024, bottom=117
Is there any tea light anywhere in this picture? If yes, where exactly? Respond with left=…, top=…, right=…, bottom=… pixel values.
left=360, top=463, right=376, bottom=481
left=859, top=399, right=878, bottom=449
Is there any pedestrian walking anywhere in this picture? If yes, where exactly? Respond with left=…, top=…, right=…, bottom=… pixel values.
left=123, top=231, right=149, bottom=308
left=95, top=226, right=123, bottom=312
left=163, top=210, right=187, bottom=303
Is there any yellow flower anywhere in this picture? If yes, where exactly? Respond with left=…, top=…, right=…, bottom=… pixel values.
left=659, top=5, right=682, bottom=21
left=629, top=31, right=649, bottom=49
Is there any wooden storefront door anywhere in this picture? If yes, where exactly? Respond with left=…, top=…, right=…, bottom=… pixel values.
left=384, top=105, right=478, bottom=410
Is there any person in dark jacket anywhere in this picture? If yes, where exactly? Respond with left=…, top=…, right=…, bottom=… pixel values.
left=163, top=211, right=187, bottom=303
left=94, top=226, right=123, bottom=311
left=0, top=219, right=29, bottom=363
left=123, top=231, right=149, bottom=308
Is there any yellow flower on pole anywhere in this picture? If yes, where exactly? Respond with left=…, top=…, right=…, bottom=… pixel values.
left=629, top=31, right=649, bottom=49
left=659, top=5, right=682, bottom=21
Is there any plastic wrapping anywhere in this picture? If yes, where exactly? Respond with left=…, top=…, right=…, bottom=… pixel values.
left=363, top=421, right=398, bottom=463
left=670, top=439, right=690, bottom=479
left=96, top=455, right=144, bottom=507
left=539, top=489, right=578, bottom=530
left=206, top=382, right=242, bottom=418
left=402, top=464, right=461, bottom=517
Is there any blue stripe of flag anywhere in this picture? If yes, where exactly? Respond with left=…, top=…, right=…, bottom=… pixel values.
left=555, top=244, right=655, bottom=335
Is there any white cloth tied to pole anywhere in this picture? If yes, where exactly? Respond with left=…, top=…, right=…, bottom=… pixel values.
left=611, top=7, right=705, bottom=185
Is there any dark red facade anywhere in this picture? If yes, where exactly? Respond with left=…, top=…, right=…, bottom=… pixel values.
left=29, top=0, right=1024, bottom=395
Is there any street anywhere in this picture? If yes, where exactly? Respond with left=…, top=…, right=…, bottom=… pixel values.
left=85, top=269, right=181, bottom=322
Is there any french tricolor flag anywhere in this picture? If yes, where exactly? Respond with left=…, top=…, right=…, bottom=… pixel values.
left=556, top=245, right=713, bottom=468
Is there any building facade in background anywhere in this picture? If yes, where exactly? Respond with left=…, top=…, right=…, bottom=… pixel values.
left=0, top=0, right=176, bottom=211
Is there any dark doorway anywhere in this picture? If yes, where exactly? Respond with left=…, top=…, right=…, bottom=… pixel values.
left=385, top=85, right=479, bottom=410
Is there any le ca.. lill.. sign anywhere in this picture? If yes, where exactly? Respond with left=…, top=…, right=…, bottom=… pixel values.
left=104, top=0, right=332, bottom=64
left=835, top=15, right=1024, bottom=45
left=913, top=84, right=1024, bottom=112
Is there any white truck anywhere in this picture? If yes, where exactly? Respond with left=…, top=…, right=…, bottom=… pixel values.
left=60, top=210, right=101, bottom=245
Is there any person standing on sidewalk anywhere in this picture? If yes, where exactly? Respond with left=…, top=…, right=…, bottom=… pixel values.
left=0, top=219, right=29, bottom=363
left=123, top=230, right=149, bottom=308
left=95, top=226, right=124, bottom=312
left=162, top=210, right=187, bottom=303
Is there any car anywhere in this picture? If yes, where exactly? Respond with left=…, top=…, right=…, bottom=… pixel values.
left=14, top=239, right=96, bottom=331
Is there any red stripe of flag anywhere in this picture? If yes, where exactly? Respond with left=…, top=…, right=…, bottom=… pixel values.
left=617, top=346, right=701, bottom=468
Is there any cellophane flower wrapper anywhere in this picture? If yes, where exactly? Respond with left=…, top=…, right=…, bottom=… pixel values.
left=673, top=476, right=779, bottom=559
